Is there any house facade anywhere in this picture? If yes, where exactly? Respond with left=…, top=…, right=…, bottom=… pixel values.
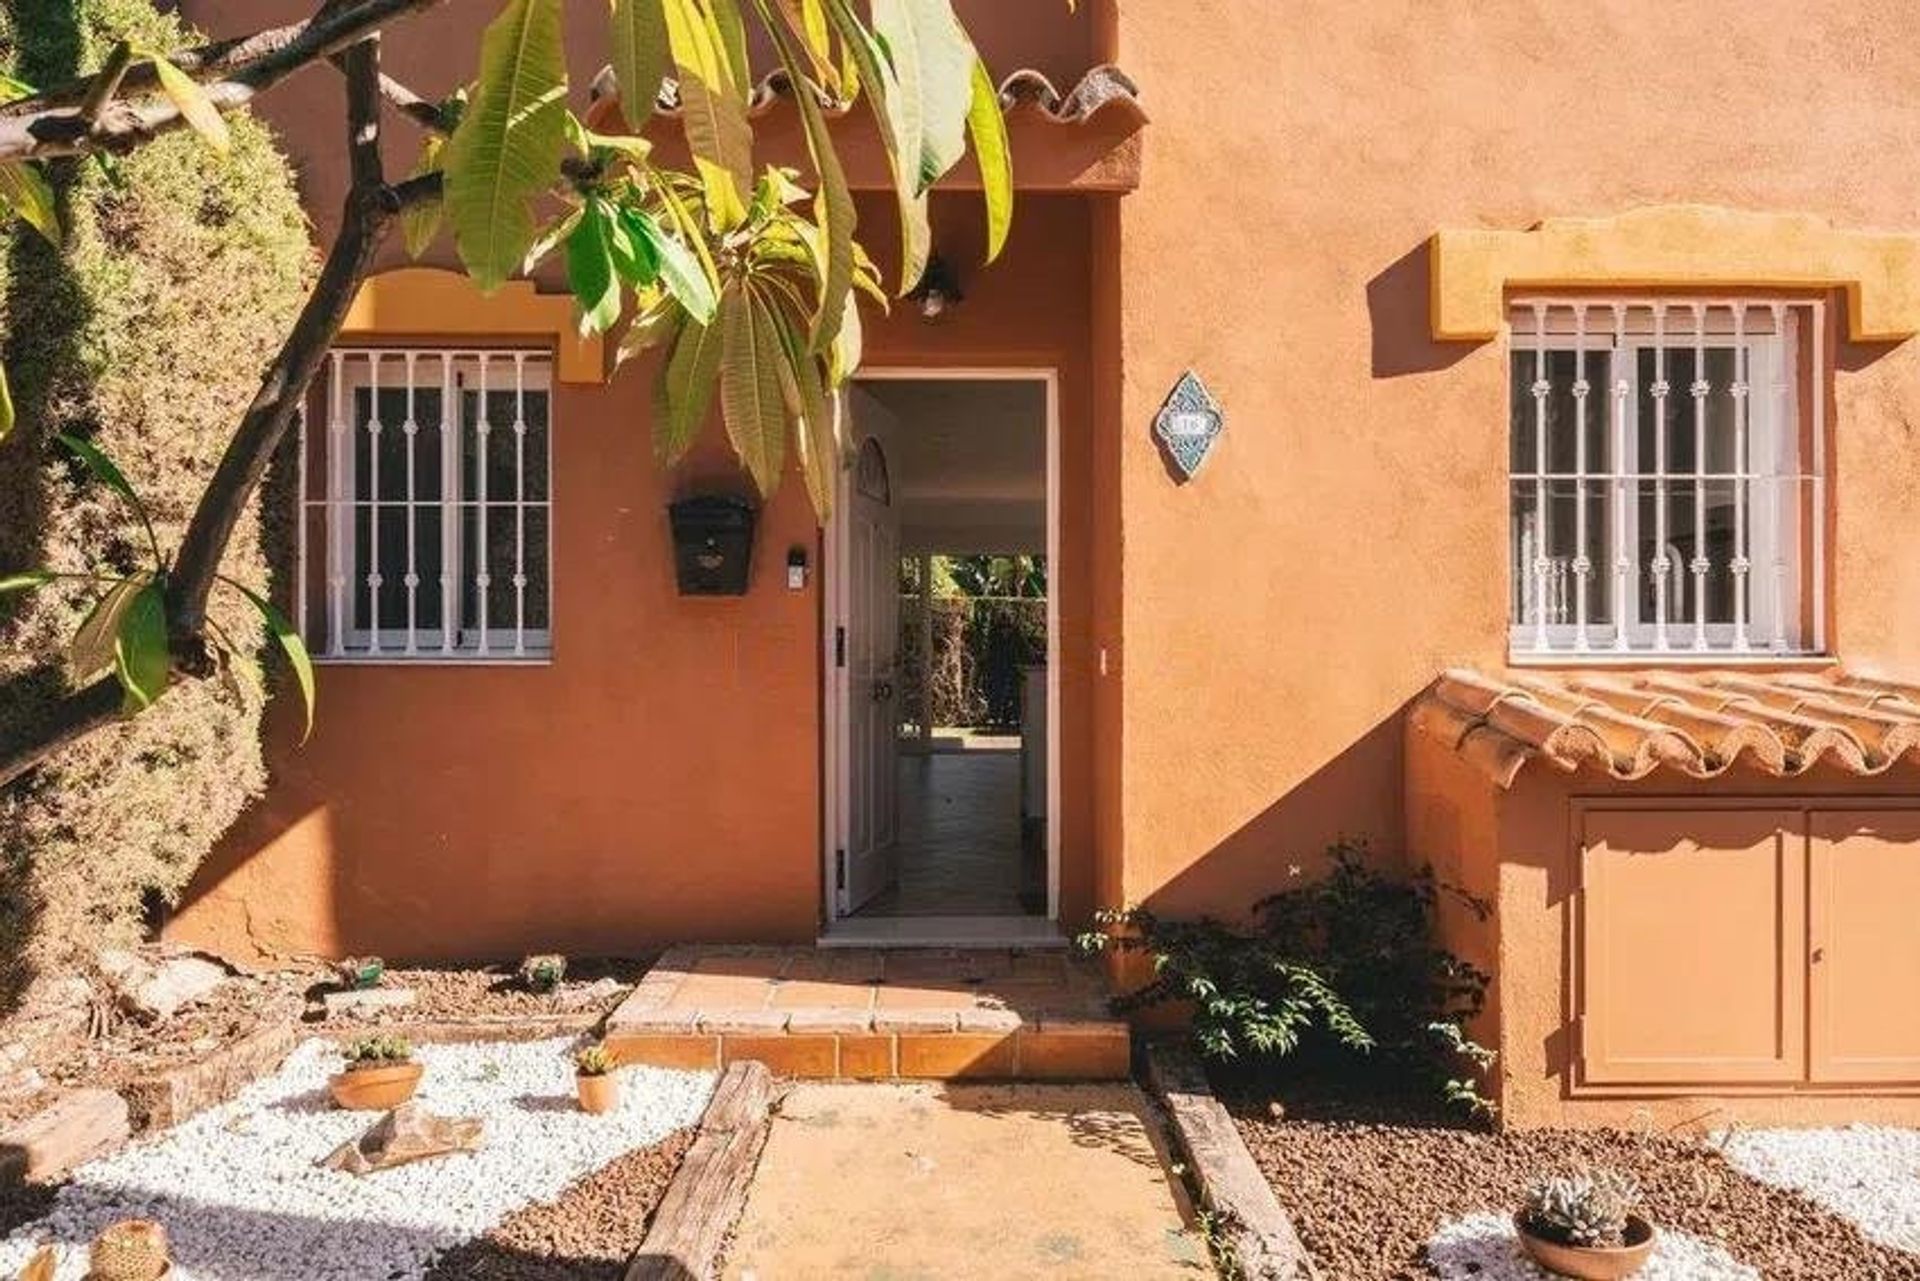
left=166, top=1, right=1920, bottom=1127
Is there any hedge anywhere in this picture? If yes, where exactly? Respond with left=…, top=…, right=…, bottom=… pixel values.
left=0, top=0, right=313, bottom=1008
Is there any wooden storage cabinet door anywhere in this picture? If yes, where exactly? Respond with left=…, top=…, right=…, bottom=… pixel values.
left=1809, top=811, right=1920, bottom=1083
left=1578, top=809, right=1805, bottom=1086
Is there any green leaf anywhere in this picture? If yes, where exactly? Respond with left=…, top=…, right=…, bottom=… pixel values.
left=759, top=3, right=855, bottom=353
left=0, top=570, right=56, bottom=595
left=71, top=576, right=147, bottom=682
left=522, top=207, right=583, bottom=275
left=661, top=0, right=753, bottom=230
left=652, top=175, right=724, bottom=318
left=870, top=0, right=975, bottom=194
left=226, top=578, right=316, bottom=743
left=442, top=0, right=570, bottom=291
left=113, top=581, right=170, bottom=713
left=609, top=0, right=671, bottom=131
left=0, top=163, right=61, bottom=246
left=767, top=293, right=837, bottom=518
left=57, top=433, right=162, bottom=568
left=718, top=285, right=788, bottom=495
left=400, top=135, right=446, bottom=260
left=617, top=299, right=683, bottom=368
left=0, top=73, right=35, bottom=104
left=566, top=202, right=623, bottom=336
left=624, top=207, right=716, bottom=324
left=657, top=311, right=722, bottom=463
left=151, top=54, right=230, bottom=155
left=966, top=58, right=1012, bottom=262
left=825, top=0, right=928, bottom=292
left=607, top=204, right=660, bottom=286
left=0, top=365, right=12, bottom=443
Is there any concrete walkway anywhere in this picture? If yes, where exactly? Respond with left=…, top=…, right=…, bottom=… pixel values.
left=723, top=1082, right=1211, bottom=1280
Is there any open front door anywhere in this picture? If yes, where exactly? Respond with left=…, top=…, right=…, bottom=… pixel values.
left=834, top=436, right=901, bottom=915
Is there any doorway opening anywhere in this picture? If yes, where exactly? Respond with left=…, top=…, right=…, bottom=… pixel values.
left=824, top=372, right=1058, bottom=940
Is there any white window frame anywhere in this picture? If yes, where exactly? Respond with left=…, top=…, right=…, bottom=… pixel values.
left=1507, top=298, right=1826, bottom=662
left=301, top=347, right=554, bottom=664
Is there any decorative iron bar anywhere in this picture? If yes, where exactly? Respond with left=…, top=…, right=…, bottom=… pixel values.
left=1508, top=298, right=1824, bottom=659
left=298, top=347, right=554, bottom=662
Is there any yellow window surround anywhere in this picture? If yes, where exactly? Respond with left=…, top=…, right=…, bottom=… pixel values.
left=341, top=267, right=605, bottom=384
left=1430, top=205, right=1920, bottom=344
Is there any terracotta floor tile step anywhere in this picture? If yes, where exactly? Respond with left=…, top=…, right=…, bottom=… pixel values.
left=1016, top=1027, right=1133, bottom=1080
left=898, top=1033, right=1020, bottom=1079
left=605, top=1033, right=721, bottom=1072
left=723, top=1034, right=837, bottom=1077
left=836, top=1035, right=896, bottom=1078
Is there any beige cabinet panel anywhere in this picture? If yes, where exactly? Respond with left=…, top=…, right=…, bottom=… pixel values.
left=1579, top=809, right=1805, bottom=1086
left=1810, top=810, right=1920, bottom=1084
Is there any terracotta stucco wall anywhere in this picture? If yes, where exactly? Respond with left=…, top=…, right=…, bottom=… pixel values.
left=1106, top=1, right=1920, bottom=923
left=165, top=4, right=1103, bottom=962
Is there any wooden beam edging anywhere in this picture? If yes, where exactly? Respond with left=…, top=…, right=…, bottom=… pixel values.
left=627, top=1060, right=779, bottom=1281
left=1142, top=1042, right=1322, bottom=1281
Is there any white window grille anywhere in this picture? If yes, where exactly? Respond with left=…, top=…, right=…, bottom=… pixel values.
left=1508, top=298, right=1825, bottom=660
left=298, top=348, right=553, bottom=662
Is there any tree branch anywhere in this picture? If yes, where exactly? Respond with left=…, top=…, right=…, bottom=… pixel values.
left=0, top=0, right=447, bottom=163
left=0, top=678, right=124, bottom=792
left=169, top=34, right=394, bottom=638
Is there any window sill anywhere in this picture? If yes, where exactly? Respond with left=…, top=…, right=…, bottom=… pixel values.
left=1508, top=651, right=1836, bottom=671
left=312, top=655, right=553, bottom=668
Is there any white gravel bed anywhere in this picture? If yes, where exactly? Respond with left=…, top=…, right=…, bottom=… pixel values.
left=0, top=1038, right=713, bottom=1281
left=1719, top=1125, right=1920, bottom=1254
left=1426, top=1211, right=1759, bottom=1280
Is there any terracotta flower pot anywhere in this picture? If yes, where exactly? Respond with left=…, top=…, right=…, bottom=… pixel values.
left=1515, top=1212, right=1657, bottom=1280
left=328, top=1061, right=423, bottom=1111
left=577, top=1071, right=621, bottom=1115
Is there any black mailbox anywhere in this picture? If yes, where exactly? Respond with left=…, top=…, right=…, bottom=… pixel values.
left=668, top=496, right=757, bottom=595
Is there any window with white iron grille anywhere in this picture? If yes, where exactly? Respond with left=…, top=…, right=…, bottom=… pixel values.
left=298, top=348, right=553, bottom=661
left=1508, top=298, right=1826, bottom=659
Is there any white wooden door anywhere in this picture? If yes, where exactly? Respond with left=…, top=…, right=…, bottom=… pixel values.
left=836, top=437, right=901, bottom=914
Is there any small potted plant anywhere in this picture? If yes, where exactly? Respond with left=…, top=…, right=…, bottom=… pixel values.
left=328, top=1034, right=423, bottom=1111
left=520, top=953, right=567, bottom=994
left=574, top=1042, right=621, bottom=1115
left=1516, top=1167, right=1657, bottom=1280
left=335, top=955, right=386, bottom=991
left=87, top=1219, right=171, bottom=1280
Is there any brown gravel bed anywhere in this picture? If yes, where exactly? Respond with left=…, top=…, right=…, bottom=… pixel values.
left=0, top=970, right=306, bottom=1130
left=423, top=1127, right=694, bottom=1280
left=1227, top=1086, right=1920, bottom=1280
left=318, top=958, right=654, bottom=1028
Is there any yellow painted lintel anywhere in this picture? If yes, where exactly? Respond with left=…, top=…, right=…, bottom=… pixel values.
left=342, top=267, right=604, bottom=384
left=1431, top=205, right=1920, bottom=344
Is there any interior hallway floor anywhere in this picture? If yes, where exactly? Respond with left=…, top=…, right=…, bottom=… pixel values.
left=854, top=745, right=1046, bottom=918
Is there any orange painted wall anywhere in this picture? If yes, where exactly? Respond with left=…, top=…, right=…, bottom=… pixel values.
left=1104, top=1, right=1920, bottom=926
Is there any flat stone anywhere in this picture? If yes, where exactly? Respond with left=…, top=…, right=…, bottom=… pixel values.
left=319, top=1101, right=483, bottom=1175
left=0, top=1089, right=130, bottom=1185
left=107, top=954, right=228, bottom=1023
left=553, top=977, right=625, bottom=1012
left=322, top=987, right=418, bottom=1019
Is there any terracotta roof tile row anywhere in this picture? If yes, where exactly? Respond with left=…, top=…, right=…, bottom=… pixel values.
left=591, top=64, right=1144, bottom=128
left=1412, top=668, right=1920, bottom=788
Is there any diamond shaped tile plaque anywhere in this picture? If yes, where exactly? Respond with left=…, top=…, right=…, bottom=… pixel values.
left=1153, top=370, right=1224, bottom=479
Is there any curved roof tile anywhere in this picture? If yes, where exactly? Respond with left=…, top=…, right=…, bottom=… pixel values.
left=1416, top=668, right=1920, bottom=788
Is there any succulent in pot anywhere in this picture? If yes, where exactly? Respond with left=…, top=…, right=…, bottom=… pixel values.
left=1516, top=1167, right=1657, bottom=1280
left=328, top=1034, right=423, bottom=1111
left=88, top=1219, right=171, bottom=1281
left=520, top=953, right=567, bottom=993
left=334, top=955, right=386, bottom=991
left=574, top=1042, right=621, bottom=1115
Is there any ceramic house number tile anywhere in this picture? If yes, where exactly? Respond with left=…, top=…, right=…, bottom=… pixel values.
left=1153, top=370, right=1224, bottom=479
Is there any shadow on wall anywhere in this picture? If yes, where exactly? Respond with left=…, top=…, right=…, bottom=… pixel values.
left=1368, top=240, right=1474, bottom=380
left=1131, top=707, right=1412, bottom=927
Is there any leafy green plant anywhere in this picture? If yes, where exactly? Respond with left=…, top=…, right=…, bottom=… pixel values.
left=1523, top=1168, right=1640, bottom=1248
left=1079, top=841, right=1496, bottom=1113
left=1, top=437, right=314, bottom=731
left=574, top=1042, right=616, bottom=1076
left=334, top=956, right=386, bottom=991
left=341, top=1034, right=413, bottom=1070
left=0, top=0, right=1034, bottom=789
left=519, top=953, right=567, bottom=992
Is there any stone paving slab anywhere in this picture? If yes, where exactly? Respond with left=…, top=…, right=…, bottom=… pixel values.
left=606, top=947, right=1128, bottom=1081
left=722, top=1082, right=1211, bottom=1280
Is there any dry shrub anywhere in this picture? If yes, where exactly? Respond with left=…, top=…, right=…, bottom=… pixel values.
left=0, top=0, right=314, bottom=1008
